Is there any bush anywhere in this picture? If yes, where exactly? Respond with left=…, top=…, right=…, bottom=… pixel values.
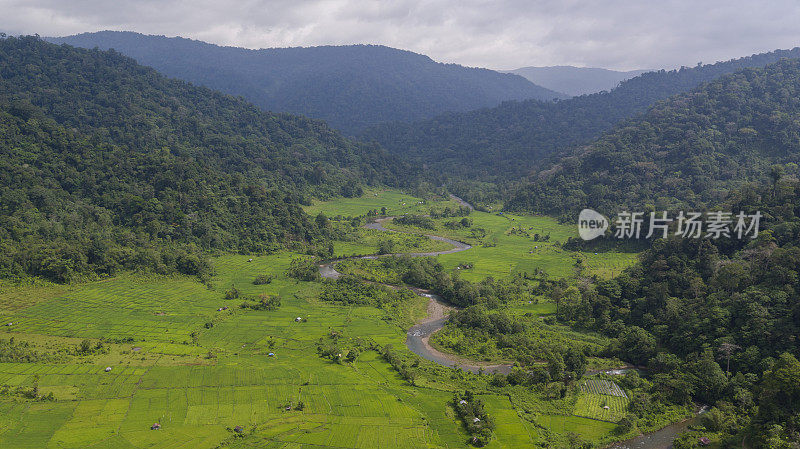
left=377, top=239, right=396, bottom=255
left=253, top=274, right=273, bottom=285
left=224, top=285, right=240, bottom=300
left=394, top=215, right=436, bottom=229
left=489, top=373, right=508, bottom=387
left=286, top=258, right=320, bottom=281
left=239, top=294, right=281, bottom=311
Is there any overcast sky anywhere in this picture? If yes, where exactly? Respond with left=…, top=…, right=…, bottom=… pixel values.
left=2, top=0, right=800, bottom=71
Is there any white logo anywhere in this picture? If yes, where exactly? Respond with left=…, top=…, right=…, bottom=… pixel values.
left=578, top=209, right=608, bottom=241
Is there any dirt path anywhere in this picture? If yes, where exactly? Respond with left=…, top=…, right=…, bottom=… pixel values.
left=318, top=211, right=514, bottom=375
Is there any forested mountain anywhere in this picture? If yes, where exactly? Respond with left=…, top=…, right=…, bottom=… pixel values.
left=507, top=58, right=800, bottom=216
left=0, top=36, right=406, bottom=282
left=508, top=66, right=647, bottom=96
left=566, top=179, right=800, bottom=448
left=47, top=31, right=565, bottom=134
left=363, top=48, right=800, bottom=183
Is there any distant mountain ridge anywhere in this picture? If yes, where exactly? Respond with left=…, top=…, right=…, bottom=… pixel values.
left=362, top=47, right=800, bottom=184
left=47, top=31, right=565, bottom=133
left=507, top=66, right=648, bottom=96
left=507, top=57, right=800, bottom=216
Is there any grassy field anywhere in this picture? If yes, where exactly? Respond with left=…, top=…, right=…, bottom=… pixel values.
left=307, top=189, right=637, bottom=281
left=337, top=228, right=453, bottom=257
left=574, top=379, right=630, bottom=422
left=304, top=188, right=461, bottom=218
left=479, top=395, right=539, bottom=448
left=306, top=189, right=459, bottom=258
left=0, top=252, right=556, bottom=448
left=0, top=190, right=648, bottom=448
left=536, top=414, right=618, bottom=442
left=384, top=210, right=637, bottom=281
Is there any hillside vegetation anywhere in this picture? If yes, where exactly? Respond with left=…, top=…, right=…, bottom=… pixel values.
left=48, top=31, right=565, bottom=133
left=507, top=58, right=800, bottom=215
left=0, top=36, right=406, bottom=282
left=363, top=48, right=800, bottom=185
left=569, top=179, right=800, bottom=448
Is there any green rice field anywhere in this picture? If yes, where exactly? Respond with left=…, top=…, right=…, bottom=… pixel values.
left=574, top=379, right=631, bottom=422
left=304, top=188, right=461, bottom=218
left=0, top=252, right=557, bottom=448
left=307, top=189, right=638, bottom=281
left=383, top=208, right=637, bottom=281
left=0, top=190, right=648, bottom=448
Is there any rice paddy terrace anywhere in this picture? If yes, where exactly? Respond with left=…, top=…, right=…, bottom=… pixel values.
left=0, top=189, right=664, bottom=448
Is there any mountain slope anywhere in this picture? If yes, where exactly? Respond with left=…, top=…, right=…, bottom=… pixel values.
left=506, top=58, right=800, bottom=216
left=0, top=36, right=406, bottom=282
left=362, top=48, right=800, bottom=184
left=508, top=66, right=647, bottom=96
left=47, top=31, right=565, bottom=133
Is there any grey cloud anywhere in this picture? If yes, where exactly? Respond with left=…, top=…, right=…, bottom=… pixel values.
left=1, top=0, right=799, bottom=70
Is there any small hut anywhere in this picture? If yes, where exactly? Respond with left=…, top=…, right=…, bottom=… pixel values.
left=105, top=367, right=112, bottom=372
left=151, top=423, right=161, bottom=430
left=268, top=352, right=275, bottom=357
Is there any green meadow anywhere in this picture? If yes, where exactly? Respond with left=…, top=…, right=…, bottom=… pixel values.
left=385, top=210, right=637, bottom=281
left=0, top=252, right=560, bottom=449
left=304, top=188, right=461, bottom=218
left=0, top=190, right=650, bottom=448
left=306, top=188, right=637, bottom=281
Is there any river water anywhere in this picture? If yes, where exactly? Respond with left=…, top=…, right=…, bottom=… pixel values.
left=605, top=407, right=706, bottom=449
left=319, top=209, right=699, bottom=448
left=318, top=215, right=513, bottom=374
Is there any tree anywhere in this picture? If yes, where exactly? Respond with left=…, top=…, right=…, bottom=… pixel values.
left=616, top=414, right=637, bottom=434
left=718, top=342, right=741, bottom=376
left=557, top=286, right=582, bottom=322
left=757, top=353, right=800, bottom=426
left=547, top=352, right=566, bottom=381
left=564, top=348, right=587, bottom=379
left=78, top=339, right=92, bottom=355
left=619, top=327, right=656, bottom=366
left=688, top=349, right=728, bottom=404
left=377, top=239, right=395, bottom=255
left=345, top=349, right=360, bottom=363
left=315, top=213, right=329, bottom=230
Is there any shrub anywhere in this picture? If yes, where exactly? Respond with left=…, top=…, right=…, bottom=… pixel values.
left=253, top=274, right=273, bottom=285
left=286, top=258, right=320, bottom=281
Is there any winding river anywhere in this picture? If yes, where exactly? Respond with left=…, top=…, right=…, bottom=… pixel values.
left=605, top=407, right=708, bottom=449
left=318, top=209, right=514, bottom=374
left=318, top=197, right=701, bottom=447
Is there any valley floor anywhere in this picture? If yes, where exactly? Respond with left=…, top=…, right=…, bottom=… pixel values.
left=0, top=189, right=679, bottom=448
